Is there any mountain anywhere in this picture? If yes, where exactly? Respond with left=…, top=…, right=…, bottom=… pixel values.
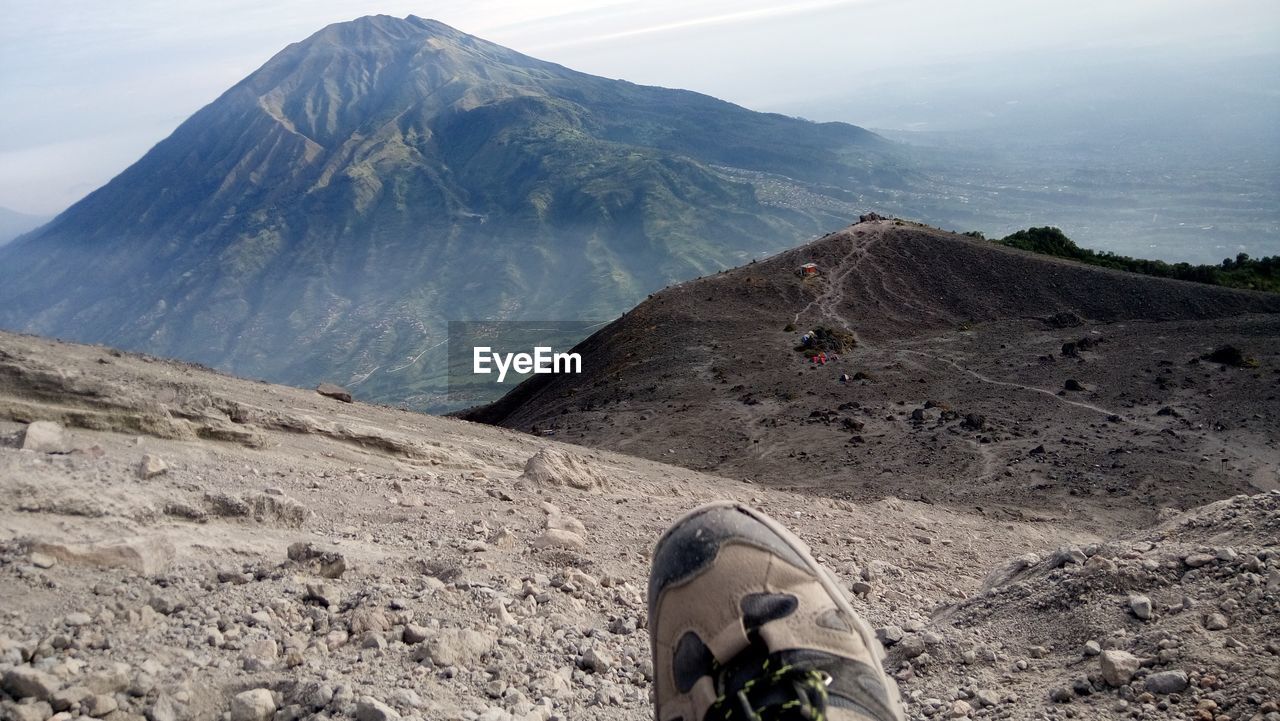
left=464, top=217, right=1280, bottom=526
left=0, top=207, right=51, bottom=246
left=0, top=15, right=907, bottom=411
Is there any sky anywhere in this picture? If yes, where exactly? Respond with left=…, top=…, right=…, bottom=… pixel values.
left=0, top=0, right=1277, bottom=215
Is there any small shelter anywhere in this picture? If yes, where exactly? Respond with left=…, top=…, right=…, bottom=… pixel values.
left=797, top=262, right=819, bottom=277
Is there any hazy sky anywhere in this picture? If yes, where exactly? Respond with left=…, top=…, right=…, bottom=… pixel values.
left=1, top=0, right=1276, bottom=215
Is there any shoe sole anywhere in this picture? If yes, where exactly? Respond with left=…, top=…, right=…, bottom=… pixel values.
left=652, top=500, right=906, bottom=721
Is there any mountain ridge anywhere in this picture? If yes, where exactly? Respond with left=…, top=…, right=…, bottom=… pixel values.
left=465, top=218, right=1280, bottom=526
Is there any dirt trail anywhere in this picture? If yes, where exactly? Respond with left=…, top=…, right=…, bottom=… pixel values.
left=897, top=349, right=1139, bottom=423
left=793, top=222, right=883, bottom=333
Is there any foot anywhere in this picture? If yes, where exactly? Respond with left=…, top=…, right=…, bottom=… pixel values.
left=648, top=502, right=904, bottom=721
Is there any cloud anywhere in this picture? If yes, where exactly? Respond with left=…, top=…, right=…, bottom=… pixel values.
left=523, top=0, right=878, bottom=51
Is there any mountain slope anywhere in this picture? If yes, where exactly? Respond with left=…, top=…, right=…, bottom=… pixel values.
left=0, top=15, right=905, bottom=411
left=0, top=207, right=50, bottom=246
left=465, top=217, right=1280, bottom=527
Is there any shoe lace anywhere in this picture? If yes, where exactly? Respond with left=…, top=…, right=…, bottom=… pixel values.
left=705, top=654, right=832, bottom=721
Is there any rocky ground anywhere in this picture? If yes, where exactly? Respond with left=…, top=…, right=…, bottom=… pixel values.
left=0, top=329, right=1277, bottom=721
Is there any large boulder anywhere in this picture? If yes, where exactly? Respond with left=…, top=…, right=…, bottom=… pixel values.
left=21, top=421, right=68, bottom=453
left=519, top=447, right=609, bottom=490
left=29, top=536, right=175, bottom=575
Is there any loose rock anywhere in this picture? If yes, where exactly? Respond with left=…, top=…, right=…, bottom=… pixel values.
left=316, top=383, right=353, bottom=402
left=520, top=447, right=609, bottom=490
left=1099, top=649, right=1140, bottom=687
left=1129, top=594, right=1152, bottom=620
left=138, top=453, right=169, bottom=479
left=229, top=688, right=276, bottom=721
left=21, top=420, right=68, bottom=453
left=1144, top=670, right=1189, bottom=695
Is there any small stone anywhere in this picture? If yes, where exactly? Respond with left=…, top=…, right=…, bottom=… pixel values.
left=1050, top=547, right=1087, bottom=567
left=3, top=666, right=61, bottom=700
left=64, top=612, right=92, bottom=627
left=975, top=690, right=999, bottom=707
left=1184, top=553, right=1215, bottom=568
left=851, top=581, right=872, bottom=596
left=1083, top=640, right=1102, bottom=656
left=349, top=607, right=390, bottom=636
left=147, top=694, right=181, bottom=721
left=899, top=635, right=926, bottom=659
left=242, top=638, right=278, bottom=669
left=875, top=626, right=904, bottom=646
left=85, top=694, right=118, bottom=716
left=148, top=593, right=184, bottom=615
left=949, top=699, right=972, bottom=717
left=424, top=628, right=493, bottom=667
left=229, top=688, right=276, bottom=721
left=84, top=664, right=130, bottom=695
left=30, top=552, right=56, bottom=569
left=1100, top=650, right=1140, bottom=687
left=1203, top=613, right=1229, bottom=631
left=1049, top=687, right=1073, bottom=703
left=1129, top=594, right=1153, bottom=620
left=582, top=647, right=615, bottom=674
left=7, top=701, right=53, bottom=721
left=532, top=529, right=585, bottom=551
left=303, top=582, right=337, bottom=607
left=213, top=567, right=243, bottom=584
left=50, top=686, right=93, bottom=712
left=402, top=624, right=429, bottom=644
left=138, top=454, right=169, bottom=479
left=607, top=617, right=637, bottom=636
left=355, top=696, right=401, bottom=721
left=1144, top=670, right=1189, bottom=695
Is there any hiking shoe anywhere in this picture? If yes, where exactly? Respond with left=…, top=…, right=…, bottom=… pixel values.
left=648, top=501, right=904, bottom=721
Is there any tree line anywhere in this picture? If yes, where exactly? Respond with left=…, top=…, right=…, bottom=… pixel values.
left=964, top=227, right=1279, bottom=293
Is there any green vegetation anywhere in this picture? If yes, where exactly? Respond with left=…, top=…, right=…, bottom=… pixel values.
left=994, top=227, right=1280, bottom=293
left=795, top=326, right=856, bottom=357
